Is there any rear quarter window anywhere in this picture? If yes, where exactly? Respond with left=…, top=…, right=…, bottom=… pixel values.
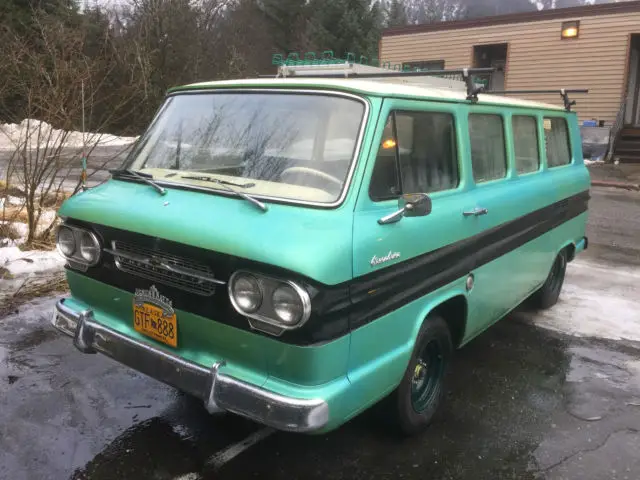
left=544, top=117, right=572, bottom=167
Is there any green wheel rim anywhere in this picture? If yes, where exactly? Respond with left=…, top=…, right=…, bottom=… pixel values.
left=411, top=339, right=445, bottom=413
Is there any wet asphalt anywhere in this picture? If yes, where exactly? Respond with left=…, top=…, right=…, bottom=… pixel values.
left=1, top=186, right=639, bottom=480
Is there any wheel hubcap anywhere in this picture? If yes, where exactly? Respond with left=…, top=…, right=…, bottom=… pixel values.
left=411, top=340, right=445, bottom=413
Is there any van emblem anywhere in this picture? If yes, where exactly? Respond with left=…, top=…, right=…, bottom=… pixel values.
left=134, top=285, right=175, bottom=317
left=370, top=251, right=401, bottom=267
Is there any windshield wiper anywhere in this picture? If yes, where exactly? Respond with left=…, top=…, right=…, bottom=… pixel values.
left=180, top=175, right=267, bottom=212
left=110, top=169, right=166, bottom=196
left=180, top=175, right=255, bottom=189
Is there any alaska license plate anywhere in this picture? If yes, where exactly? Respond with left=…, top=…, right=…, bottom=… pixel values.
left=133, top=303, right=177, bottom=348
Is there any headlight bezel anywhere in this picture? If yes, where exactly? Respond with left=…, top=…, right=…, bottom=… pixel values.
left=271, top=282, right=308, bottom=326
left=228, top=270, right=312, bottom=335
left=56, top=225, right=76, bottom=257
left=55, top=223, right=102, bottom=271
left=229, top=272, right=263, bottom=314
left=79, top=230, right=102, bottom=266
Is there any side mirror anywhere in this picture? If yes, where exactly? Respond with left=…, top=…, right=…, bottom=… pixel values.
left=378, top=193, right=432, bottom=225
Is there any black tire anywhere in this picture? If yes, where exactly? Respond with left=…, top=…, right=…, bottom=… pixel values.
left=385, top=313, right=453, bottom=436
left=529, top=250, right=568, bottom=310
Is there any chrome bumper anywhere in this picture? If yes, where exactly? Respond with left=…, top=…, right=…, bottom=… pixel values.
left=51, top=298, right=329, bottom=433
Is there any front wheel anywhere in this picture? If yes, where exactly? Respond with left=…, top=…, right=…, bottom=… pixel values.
left=385, top=313, right=453, bottom=436
left=529, top=250, right=568, bottom=310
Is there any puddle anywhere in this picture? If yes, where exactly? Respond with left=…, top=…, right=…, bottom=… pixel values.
left=10, top=328, right=59, bottom=350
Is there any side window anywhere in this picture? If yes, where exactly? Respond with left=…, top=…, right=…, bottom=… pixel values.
left=469, top=114, right=507, bottom=183
left=369, top=111, right=459, bottom=201
left=512, top=116, right=540, bottom=174
left=544, top=117, right=572, bottom=167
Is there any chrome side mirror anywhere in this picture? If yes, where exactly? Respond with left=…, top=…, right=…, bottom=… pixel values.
left=378, top=193, right=432, bottom=225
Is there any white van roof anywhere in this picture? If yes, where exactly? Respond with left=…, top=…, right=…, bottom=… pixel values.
left=178, top=62, right=567, bottom=112
left=179, top=77, right=565, bottom=112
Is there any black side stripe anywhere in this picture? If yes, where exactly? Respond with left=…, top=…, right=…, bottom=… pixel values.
left=344, top=190, right=590, bottom=330
left=69, top=190, right=589, bottom=347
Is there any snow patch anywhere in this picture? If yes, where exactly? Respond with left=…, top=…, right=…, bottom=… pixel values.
left=35, top=210, right=59, bottom=236
left=1, top=246, right=64, bottom=276
left=0, top=118, right=138, bottom=151
left=0, top=245, right=64, bottom=310
left=0, top=222, right=28, bottom=246
left=3, top=196, right=25, bottom=206
left=1, top=296, right=58, bottom=325
left=520, top=258, right=640, bottom=343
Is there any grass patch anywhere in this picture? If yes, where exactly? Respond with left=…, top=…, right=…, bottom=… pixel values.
left=0, top=222, right=21, bottom=240
left=42, top=191, right=69, bottom=208
left=0, top=180, right=26, bottom=197
left=28, top=232, right=57, bottom=250
left=2, top=205, right=29, bottom=224
left=0, top=271, right=68, bottom=317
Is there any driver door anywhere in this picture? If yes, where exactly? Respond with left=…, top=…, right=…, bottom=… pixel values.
left=349, top=99, right=480, bottom=354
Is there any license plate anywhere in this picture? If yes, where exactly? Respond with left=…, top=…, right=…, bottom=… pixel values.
left=133, top=303, right=177, bottom=347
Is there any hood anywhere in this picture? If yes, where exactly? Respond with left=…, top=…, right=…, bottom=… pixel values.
left=58, top=179, right=354, bottom=285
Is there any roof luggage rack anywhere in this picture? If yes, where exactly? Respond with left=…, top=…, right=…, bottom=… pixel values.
left=485, top=89, right=589, bottom=112
left=268, top=51, right=589, bottom=110
left=269, top=51, right=492, bottom=101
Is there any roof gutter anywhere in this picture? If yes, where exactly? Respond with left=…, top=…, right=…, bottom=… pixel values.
left=383, top=1, right=640, bottom=37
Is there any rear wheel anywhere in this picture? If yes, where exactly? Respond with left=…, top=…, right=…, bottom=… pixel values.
left=529, top=249, right=568, bottom=310
left=385, top=313, right=453, bottom=436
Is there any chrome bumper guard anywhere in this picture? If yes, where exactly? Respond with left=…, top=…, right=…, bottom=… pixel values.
left=51, top=299, right=329, bottom=433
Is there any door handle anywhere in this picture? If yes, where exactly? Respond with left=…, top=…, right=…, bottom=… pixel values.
left=463, top=207, right=488, bottom=217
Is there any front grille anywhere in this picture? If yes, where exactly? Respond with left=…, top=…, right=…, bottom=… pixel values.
left=110, top=241, right=221, bottom=296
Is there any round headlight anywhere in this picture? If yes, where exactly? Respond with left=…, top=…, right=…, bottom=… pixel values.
left=56, top=226, right=76, bottom=257
left=231, top=274, right=262, bottom=313
left=272, top=284, right=305, bottom=325
left=79, top=231, right=101, bottom=264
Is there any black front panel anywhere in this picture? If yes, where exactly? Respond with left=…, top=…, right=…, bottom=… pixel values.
left=65, top=219, right=351, bottom=346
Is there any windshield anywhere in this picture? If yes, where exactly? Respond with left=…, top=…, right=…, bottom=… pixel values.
left=125, top=92, right=366, bottom=204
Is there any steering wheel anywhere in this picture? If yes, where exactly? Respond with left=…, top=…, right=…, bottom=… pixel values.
left=280, top=167, right=344, bottom=189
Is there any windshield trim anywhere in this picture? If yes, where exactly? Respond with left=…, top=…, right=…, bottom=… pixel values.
left=122, top=88, right=370, bottom=209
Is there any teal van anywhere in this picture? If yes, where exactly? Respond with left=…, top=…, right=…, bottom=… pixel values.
left=51, top=64, right=590, bottom=435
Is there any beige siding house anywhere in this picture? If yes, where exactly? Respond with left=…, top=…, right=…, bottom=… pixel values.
left=381, top=1, right=640, bottom=129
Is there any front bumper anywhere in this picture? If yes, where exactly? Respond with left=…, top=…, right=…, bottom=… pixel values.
left=51, top=298, right=329, bottom=433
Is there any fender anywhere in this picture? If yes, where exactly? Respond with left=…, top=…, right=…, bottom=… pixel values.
left=558, top=239, right=577, bottom=261
left=409, top=285, right=469, bottom=354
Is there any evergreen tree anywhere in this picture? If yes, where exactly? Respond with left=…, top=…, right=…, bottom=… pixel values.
left=259, top=0, right=311, bottom=53
left=386, top=0, right=409, bottom=27
left=0, top=0, right=78, bottom=34
left=309, top=0, right=383, bottom=58
left=408, top=0, right=465, bottom=23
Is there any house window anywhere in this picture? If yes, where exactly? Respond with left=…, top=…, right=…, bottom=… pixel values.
left=561, top=21, right=580, bottom=39
left=402, top=60, right=445, bottom=71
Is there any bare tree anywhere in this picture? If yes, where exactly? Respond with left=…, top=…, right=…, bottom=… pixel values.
left=0, top=10, right=143, bottom=245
